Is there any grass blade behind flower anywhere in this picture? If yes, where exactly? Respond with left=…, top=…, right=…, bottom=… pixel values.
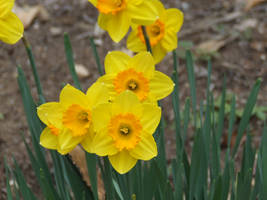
left=64, top=33, right=82, bottom=90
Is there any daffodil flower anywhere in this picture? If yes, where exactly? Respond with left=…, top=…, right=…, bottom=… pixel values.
left=88, top=0, right=158, bottom=42
left=0, top=0, right=24, bottom=44
left=88, top=90, right=161, bottom=174
left=37, top=83, right=109, bottom=154
left=96, top=51, right=174, bottom=102
left=127, top=0, right=184, bottom=63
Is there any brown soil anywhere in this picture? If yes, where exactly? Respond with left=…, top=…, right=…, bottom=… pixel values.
left=0, top=0, right=266, bottom=198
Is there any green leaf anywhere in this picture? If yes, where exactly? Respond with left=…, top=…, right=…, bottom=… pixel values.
left=89, top=37, right=104, bottom=76
left=4, top=158, right=13, bottom=200
left=112, top=179, right=124, bottom=200
left=232, top=79, right=261, bottom=157
left=86, top=153, right=98, bottom=200
left=13, top=159, right=37, bottom=200
left=186, top=50, right=197, bottom=127
left=64, top=32, right=82, bottom=90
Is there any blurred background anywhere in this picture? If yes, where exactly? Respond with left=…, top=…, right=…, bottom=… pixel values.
left=0, top=0, right=266, bottom=198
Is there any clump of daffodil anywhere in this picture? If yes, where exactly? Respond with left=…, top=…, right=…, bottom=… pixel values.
left=0, top=0, right=24, bottom=44
left=88, top=0, right=158, bottom=42
left=127, top=0, right=184, bottom=63
left=37, top=83, right=109, bottom=154
left=88, top=90, right=161, bottom=174
left=96, top=51, right=174, bottom=102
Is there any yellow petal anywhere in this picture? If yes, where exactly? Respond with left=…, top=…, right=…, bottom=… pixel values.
left=58, top=129, right=84, bottom=150
left=128, top=52, right=155, bottom=78
left=126, top=29, right=146, bottom=52
left=127, top=0, right=143, bottom=6
left=0, top=12, right=24, bottom=44
left=96, top=75, right=117, bottom=100
left=88, top=0, right=97, bottom=7
left=37, top=102, right=64, bottom=128
left=140, top=103, right=161, bottom=134
left=0, top=0, right=14, bottom=18
left=60, top=84, right=89, bottom=108
left=128, top=0, right=158, bottom=25
left=112, top=91, right=141, bottom=115
left=92, top=127, right=118, bottom=156
left=86, top=82, right=110, bottom=107
left=81, top=126, right=96, bottom=153
left=92, top=103, right=112, bottom=132
left=130, top=133, right=157, bottom=160
left=40, top=127, right=58, bottom=150
left=161, top=30, right=178, bottom=51
left=164, top=9, right=184, bottom=33
left=149, top=71, right=174, bottom=100
left=57, top=146, right=75, bottom=155
left=98, top=11, right=131, bottom=42
left=105, top=51, right=130, bottom=74
left=151, top=43, right=166, bottom=64
left=109, top=150, right=137, bottom=174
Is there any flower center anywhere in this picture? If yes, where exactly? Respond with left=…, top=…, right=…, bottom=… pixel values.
left=138, top=19, right=165, bottom=46
left=62, top=104, right=91, bottom=137
left=108, top=113, right=142, bottom=151
left=127, top=80, right=138, bottom=91
left=96, top=0, right=127, bottom=15
left=113, top=68, right=149, bottom=101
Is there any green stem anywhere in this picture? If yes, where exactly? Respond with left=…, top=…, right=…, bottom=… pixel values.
left=141, top=26, right=152, bottom=54
left=89, top=37, right=104, bottom=76
left=64, top=33, right=82, bottom=90
left=22, top=36, right=45, bottom=104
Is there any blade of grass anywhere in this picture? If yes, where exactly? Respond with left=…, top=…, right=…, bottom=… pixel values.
left=13, top=158, right=37, bottom=200
left=4, top=158, right=13, bottom=200
left=89, top=37, right=104, bottom=75
left=64, top=32, right=82, bottom=90
left=185, top=50, right=197, bottom=126
left=141, top=26, right=152, bottom=54
left=86, top=153, right=98, bottom=200
left=22, top=36, right=45, bottom=104
left=232, top=79, right=261, bottom=157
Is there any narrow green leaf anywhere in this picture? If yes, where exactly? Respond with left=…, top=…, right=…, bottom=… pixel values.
left=22, top=37, right=45, bottom=103
left=112, top=179, right=125, bottom=200
left=63, top=156, right=94, bottom=200
left=86, top=153, right=98, bottom=200
left=232, top=79, right=261, bottom=157
left=64, top=32, right=82, bottom=90
left=13, top=159, right=37, bottom=200
left=185, top=50, right=197, bottom=126
left=4, top=158, right=13, bottom=200
left=89, top=37, right=104, bottom=76
left=141, top=26, right=152, bottom=54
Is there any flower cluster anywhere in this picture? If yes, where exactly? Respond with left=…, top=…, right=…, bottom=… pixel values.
left=38, top=52, right=174, bottom=174
left=0, top=0, right=24, bottom=44
left=38, top=0, right=183, bottom=174
left=88, top=0, right=183, bottom=63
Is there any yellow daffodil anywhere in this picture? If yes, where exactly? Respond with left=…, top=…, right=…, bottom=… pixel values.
left=127, top=0, right=183, bottom=63
left=96, top=51, right=174, bottom=102
left=88, top=0, right=158, bottom=42
left=37, top=83, right=109, bottom=155
left=0, top=0, right=24, bottom=44
left=88, top=90, right=161, bottom=174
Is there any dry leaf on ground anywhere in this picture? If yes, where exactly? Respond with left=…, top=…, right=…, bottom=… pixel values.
left=69, top=146, right=105, bottom=200
left=245, top=0, right=267, bottom=11
left=13, top=5, right=50, bottom=29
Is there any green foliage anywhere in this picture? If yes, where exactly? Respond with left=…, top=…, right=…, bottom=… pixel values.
left=5, top=35, right=266, bottom=200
